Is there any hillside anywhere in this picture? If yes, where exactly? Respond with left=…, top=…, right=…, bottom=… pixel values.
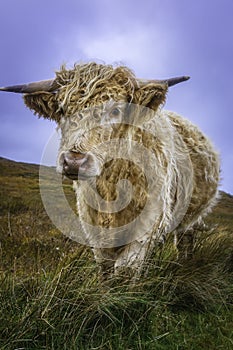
left=0, top=156, right=79, bottom=274
left=0, top=156, right=76, bottom=213
left=0, top=156, right=233, bottom=350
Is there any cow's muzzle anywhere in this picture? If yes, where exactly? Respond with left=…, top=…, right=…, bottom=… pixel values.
left=60, top=151, right=95, bottom=180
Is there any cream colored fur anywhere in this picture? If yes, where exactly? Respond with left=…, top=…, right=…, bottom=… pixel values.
left=22, top=63, right=220, bottom=279
left=58, top=106, right=220, bottom=277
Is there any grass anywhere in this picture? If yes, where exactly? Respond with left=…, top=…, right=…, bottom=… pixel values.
left=0, top=157, right=233, bottom=349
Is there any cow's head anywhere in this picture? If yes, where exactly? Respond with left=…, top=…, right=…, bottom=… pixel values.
left=0, top=63, right=189, bottom=182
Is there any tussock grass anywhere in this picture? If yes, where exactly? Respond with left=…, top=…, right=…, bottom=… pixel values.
left=1, top=216, right=233, bottom=349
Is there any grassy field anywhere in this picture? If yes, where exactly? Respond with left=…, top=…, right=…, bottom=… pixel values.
left=0, top=157, right=233, bottom=350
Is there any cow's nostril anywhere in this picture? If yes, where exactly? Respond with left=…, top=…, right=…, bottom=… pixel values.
left=63, top=158, right=68, bottom=167
left=61, top=151, right=89, bottom=179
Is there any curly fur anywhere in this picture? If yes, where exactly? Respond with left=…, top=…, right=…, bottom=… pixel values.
left=22, top=62, right=220, bottom=278
left=24, top=63, right=167, bottom=121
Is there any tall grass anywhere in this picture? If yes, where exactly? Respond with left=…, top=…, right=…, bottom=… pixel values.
left=0, top=210, right=233, bottom=349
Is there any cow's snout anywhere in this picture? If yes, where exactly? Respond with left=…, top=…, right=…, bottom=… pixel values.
left=61, top=151, right=91, bottom=180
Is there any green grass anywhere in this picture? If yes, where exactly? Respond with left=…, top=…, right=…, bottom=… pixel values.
left=1, top=231, right=233, bottom=350
left=0, top=157, right=233, bottom=350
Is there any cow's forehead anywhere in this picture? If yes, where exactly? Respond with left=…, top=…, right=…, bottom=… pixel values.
left=55, top=63, right=136, bottom=117
left=57, top=86, right=129, bottom=116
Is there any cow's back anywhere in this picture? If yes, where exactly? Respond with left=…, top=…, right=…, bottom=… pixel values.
left=166, top=111, right=220, bottom=228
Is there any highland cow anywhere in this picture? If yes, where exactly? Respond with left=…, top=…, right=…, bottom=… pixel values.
left=0, top=63, right=220, bottom=279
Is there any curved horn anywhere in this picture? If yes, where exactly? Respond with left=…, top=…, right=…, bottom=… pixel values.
left=165, top=76, right=190, bottom=87
left=0, top=79, right=58, bottom=93
left=138, top=76, right=190, bottom=88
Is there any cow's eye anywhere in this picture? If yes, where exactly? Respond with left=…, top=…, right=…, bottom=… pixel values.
left=70, top=120, right=78, bottom=128
left=110, top=108, right=121, bottom=117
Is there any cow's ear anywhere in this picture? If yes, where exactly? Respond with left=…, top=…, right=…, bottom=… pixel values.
left=133, top=83, right=167, bottom=111
left=23, top=92, right=61, bottom=122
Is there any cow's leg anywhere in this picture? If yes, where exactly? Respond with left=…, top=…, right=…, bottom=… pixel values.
left=114, top=241, right=153, bottom=277
left=92, top=247, right=123, bottom=281
left=175, top=220, right=209, bottom=260
left=174, top=228, right=195, bottom=259
left=93, top=241, right=155, bottom=281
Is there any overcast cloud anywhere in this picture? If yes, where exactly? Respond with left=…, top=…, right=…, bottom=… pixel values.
left=0, top=0, right=232, bottom=193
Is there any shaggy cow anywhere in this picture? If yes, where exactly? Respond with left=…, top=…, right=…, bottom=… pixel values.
left=0, top=63, right=220, bottom=278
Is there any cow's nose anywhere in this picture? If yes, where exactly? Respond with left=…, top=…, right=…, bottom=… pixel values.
left=62, top=151, right=88, bottom=178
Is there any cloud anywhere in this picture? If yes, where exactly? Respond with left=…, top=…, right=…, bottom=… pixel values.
left=58, top=22, right=174, bottom=80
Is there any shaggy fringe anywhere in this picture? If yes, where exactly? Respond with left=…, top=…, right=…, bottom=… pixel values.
left=24, top=62, right=167, bottom=121
left=55, top=63, right=138, bottom=116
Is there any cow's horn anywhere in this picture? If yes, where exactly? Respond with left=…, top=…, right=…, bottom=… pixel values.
left=138, top=76, right=190, bottom=87
left=0, top=79, right=57, bottom=93
left=165, top=76, right=190, bottom=87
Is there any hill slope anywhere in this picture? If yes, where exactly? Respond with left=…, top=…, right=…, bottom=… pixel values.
left=0, top=157, right=233, bottom=350
left=0, top=156, right=79, bottom=274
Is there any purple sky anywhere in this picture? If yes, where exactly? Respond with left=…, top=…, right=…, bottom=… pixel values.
left=0, top=0, right=232, bottom=193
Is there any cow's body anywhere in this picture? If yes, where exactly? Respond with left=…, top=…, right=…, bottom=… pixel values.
left=0, top=63, right=220, bottom=279
left=70, top=108, right=219, bottom=277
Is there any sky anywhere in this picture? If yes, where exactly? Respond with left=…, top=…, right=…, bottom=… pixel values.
left=0, top=0, right=232, bottom=193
